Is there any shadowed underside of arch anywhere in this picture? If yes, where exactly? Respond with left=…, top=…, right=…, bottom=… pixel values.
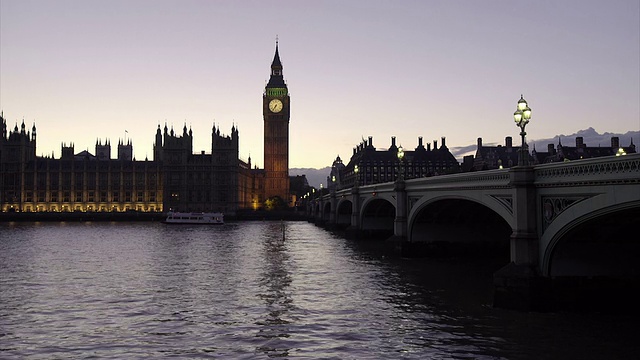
left=322, top=202, right=331, bottom=218
left=542, top=206, right=640, bottom=311
left=410, top=199, right=511, bottom=258
left=360, top=198, right=395, bottom=239
left=336, top=200, right=352, bottom=229
left=546, top=206, right=640, bottom=278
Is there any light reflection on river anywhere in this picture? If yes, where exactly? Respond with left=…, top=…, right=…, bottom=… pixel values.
left=0, top=221, right=637, bottom=359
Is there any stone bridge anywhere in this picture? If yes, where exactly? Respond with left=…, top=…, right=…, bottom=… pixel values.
left=306, top=154, right=640, bottom=310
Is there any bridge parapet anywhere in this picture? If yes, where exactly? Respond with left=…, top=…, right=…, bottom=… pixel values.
left=355, top=182, right=395, bottom=196
left=404, top=169, right=511, bottom=191
left=534, top=153, right=640, bottom=186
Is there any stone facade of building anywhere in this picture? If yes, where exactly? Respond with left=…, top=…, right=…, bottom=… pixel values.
left=0, top=118, right=165, bottom=213
left=0, top=115, right=259, bottom=214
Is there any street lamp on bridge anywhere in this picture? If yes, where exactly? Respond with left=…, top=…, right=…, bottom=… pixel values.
left=397, top=146, right=405, bottom=181
left=354, top=164, right=359, bottom=188
left=513, top=95, right=532, bottom=166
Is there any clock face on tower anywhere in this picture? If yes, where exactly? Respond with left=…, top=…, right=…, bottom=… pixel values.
left=269, top=99, right=283, bottom=113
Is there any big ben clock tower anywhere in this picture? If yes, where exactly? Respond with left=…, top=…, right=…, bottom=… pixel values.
left=263, top=40, right=290, bottom=204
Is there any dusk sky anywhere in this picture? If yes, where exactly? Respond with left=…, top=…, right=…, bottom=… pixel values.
left=1, top=0, right=639, bottom=169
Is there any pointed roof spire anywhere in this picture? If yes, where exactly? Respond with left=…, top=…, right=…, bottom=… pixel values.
left=266, top=37, right=287, bottom=89
left=272, top=36, right=282, bottom=69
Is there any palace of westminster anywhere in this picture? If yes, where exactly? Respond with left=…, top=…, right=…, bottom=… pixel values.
left=1, top=44, right=634, bottom=215
left=0, top=43, right=293, bottom=215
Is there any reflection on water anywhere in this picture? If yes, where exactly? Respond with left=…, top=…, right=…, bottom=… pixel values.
left=256, top=222, right=294, bottom=357
left=0, top=221, right=638, bottom=359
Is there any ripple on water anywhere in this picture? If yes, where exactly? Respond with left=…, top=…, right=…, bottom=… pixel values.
left=1, top=221, right=639, bottom=359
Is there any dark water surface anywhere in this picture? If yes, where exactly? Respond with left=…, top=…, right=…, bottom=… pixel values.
left=0, top=221, right=637, bottom=359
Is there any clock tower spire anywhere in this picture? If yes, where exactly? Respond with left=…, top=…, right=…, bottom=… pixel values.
left=263, top=39, right=290, bottom=205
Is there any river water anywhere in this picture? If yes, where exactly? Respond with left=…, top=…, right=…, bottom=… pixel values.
left=0, top=221, right=637, bottom=359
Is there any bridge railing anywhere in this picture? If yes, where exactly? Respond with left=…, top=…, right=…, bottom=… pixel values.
left=328, top=182, right=395, bottom=200
left=534, top=153, right=640, bottom=187
left=403, top=168, right=511, bottom=191
left=322, top=169, right=512, bottom=201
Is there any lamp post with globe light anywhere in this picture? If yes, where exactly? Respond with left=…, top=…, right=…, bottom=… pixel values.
left=353, top=164, right=359, bottom=189
left=393, top=145, right=408, bottom=241
left=397, top=146, right=405, bottom=181
left=348, top=163, right=361, bottom=239
left=513, top=95, right=532, bottom=166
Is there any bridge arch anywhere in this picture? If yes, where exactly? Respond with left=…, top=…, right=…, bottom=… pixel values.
left=408, top=196, right=512, bottom=256
left=322, top=201, right=331, bottom=221
left=409, top=193, right=514, bottom=233
left=360, top=197, right=396, bottom=239
left=336, top=198, right=352, bottom=229
left=542, top=199, right=640, bottom=277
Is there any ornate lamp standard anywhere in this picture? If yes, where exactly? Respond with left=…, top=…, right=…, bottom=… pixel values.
left=393, top=146, right=408, bottom=241
left=353, top=164, right=359, bottom=189
left=397, top=146, right=405, bottom=180
left=348, top=163, right=361, bottom=238
left=513, top=95, right=532, bottom=166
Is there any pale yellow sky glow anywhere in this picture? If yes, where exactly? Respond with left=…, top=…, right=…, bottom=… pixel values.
left=1, top=0, right=639, bottom=169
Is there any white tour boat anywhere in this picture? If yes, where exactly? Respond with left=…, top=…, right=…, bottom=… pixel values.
left=163, top=211, right=224, bottom=225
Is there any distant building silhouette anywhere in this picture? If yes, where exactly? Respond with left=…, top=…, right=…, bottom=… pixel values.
left=469, top=135, right=636, bottom=171
left=532, top=136, right=636, bottom=163
left=472, top=136, right=521, bottom=170
left=330, top=135, right=460, bottom=190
